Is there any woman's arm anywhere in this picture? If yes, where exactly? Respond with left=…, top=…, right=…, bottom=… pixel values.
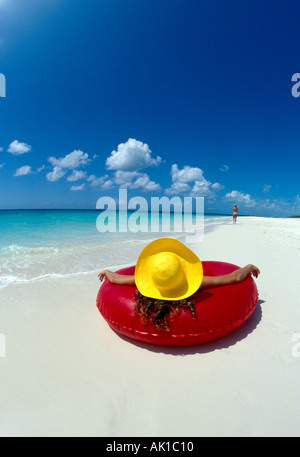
left=98, top=270, right=135, bottom=285
left=200, top=264, right=260, bottom=290
left=99, top=264, right=260, bottom=290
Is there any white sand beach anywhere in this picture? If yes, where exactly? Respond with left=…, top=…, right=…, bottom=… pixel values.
left=0, top=216, right=299, bottom=437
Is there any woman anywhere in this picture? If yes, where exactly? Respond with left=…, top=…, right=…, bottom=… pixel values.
left=98, top=238, right=260, bottom=331
left=232, top=204, right=239, bottom=224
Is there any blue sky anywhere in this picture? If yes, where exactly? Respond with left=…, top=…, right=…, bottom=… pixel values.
left=0, top=0, right=299, bottom=216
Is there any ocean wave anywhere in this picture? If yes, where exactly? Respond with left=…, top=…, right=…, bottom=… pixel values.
left=0, top=216, right=232, bottom=290
left=0, top=244, right=60, bottom=256
left=0, top=262, right=136, bottom=289
left=0, top=275, right=20, bottom=289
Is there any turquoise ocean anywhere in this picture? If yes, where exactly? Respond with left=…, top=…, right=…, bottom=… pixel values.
left=0, top=210, right=231, bottom=289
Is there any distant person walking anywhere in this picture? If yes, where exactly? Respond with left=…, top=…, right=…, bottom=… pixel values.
left=232, top=204, right=239, bottom=224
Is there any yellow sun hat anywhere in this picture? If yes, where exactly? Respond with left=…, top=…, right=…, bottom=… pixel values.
left=135, top=238, right=203, bottom=301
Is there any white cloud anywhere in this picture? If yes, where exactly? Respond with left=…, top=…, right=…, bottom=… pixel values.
left=128, top=173, right=161, bottom=192
left=46, top=166, right=66, bottom=182
left=88, top=170, right=161, bottom=192
left=0, top=163, right=4, bottom=169
left=112, top=170, right=161, bottom=191
left=165, top=164, right=213, bottom=197
left=47, top=150, right=90, bottom=182
left=106, top=138, right=161, bottom=171
left=8, top=140, right=31, bottom=155
left=87, top=174, right=114, bottom=190
left=48, top=149, right=89, bottom=170
left=263, top=184, right=272, bottom=193
left=165, top=182, right=191, bottom=195
left=70, top=183, right=85, bottom=191
left=67, top=170, right=87, bottom=182
left=113, top=170, right=138, bottom=187
left=225, top=190, right=256, bottom=207
left=190, top=179, right=213, bottom=197
left=170, top=164, right=204, bottom=183
left=220, top=164, right=229, bottom=172
left=211, top=182, right=224, bottom=191
left=292, top=195, right=300, bottom=215
left=13, top=164, right=44, bottom=177
left=36, top=165, right=45, bottom=173
left=14, top=165, right=32, bottom=177
left=46, top=140, right=161, bottom=191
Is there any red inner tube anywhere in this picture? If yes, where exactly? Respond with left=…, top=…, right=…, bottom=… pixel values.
left=96, top=261, right=259, bottom=346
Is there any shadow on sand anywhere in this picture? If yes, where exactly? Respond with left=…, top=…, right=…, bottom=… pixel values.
left=115, top=299, right=264, bottom=356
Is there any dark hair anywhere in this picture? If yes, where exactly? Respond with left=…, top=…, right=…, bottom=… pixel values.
left=134, top=290, right=196, bottom=331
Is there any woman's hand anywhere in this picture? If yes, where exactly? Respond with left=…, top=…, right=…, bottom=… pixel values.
left=98, top=270, right=107, bottom=282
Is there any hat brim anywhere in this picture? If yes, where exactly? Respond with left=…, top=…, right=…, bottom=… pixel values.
left=135, top=238, right=203, bottom=301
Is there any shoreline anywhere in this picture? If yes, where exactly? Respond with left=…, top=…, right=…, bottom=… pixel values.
left=0, top=214, right=233, bottom=291
left=0, top=216, right=299, bottom=437
left=1, top=215, right=298, bottom=290
left=0, top=215, right=297, bottom=292
left=1, top=207, right=297, bottom=218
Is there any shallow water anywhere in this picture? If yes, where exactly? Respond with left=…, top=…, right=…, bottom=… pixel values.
left=0, top=210, right=230, bottom=289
